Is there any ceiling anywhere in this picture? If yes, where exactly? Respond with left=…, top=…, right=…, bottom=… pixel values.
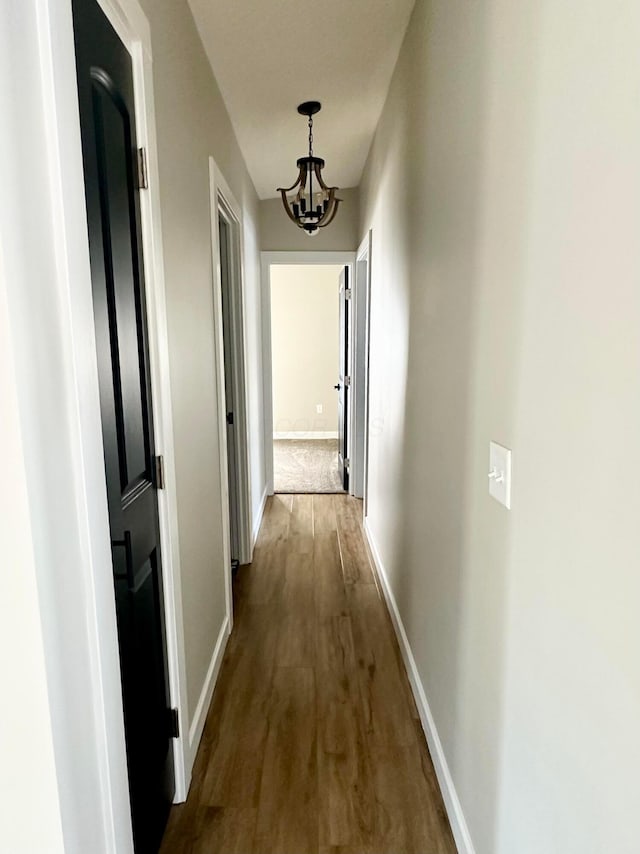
left=187, top=0, right=416, bottom=200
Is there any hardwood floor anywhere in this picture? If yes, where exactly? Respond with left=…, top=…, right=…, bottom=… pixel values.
left=160, top=495, right=456, bottom=854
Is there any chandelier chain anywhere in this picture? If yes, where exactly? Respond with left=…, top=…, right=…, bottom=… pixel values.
left=308, top=115, right=313, bottom=156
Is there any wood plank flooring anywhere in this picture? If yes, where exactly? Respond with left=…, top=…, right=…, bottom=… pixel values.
left=160, top=495, right=456, bottom=854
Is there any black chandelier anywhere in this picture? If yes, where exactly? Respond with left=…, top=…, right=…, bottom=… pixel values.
left=277, top=101, right=342, bottom=236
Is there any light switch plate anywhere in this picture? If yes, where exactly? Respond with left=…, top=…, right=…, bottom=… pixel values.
left=489, top=441, right=512, bottom=509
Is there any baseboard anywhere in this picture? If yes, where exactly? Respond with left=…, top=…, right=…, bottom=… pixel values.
left=252, top=485, right=268, bottom=548
left=187, top=614, right=230, bottom=771
left=273, top=431, right=338, bottom=440
left=363, top=519, right=477, bottom=854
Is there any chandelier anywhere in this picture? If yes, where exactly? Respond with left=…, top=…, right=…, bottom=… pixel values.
left=277, top=101, right=341, bottom=236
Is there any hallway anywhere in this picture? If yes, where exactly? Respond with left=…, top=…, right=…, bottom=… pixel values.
left=160, top=494, right=456, bottom=853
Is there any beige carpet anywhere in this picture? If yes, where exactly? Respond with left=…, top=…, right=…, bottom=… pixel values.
left=273, top=439, right=344, bottom=493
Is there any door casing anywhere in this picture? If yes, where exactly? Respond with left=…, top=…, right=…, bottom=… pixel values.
left=28, top=0, right=191, bottom=848
left=260, top=251, right=358, bottom=497
left=353, top=231, right=373, bottom=506
left=86, top=0, right=191, bottom=805
left=72, top=0, right=178, bottom=845
left=208, top=157, right=253, bottom=608
left=338, top=266, right=351, bottom=491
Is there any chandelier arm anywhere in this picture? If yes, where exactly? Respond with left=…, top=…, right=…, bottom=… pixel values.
left=276, top=163, right=306, bottom=195
left=278, top=189, right=303, bottom=225
left=321, top=186, right=337, bottom=213
left=317, top=186, right=337, bottom=220
left=319, top=196, right=342, bottom=228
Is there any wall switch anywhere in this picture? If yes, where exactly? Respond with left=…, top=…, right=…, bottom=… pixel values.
left=488, top=442, right=512, bottom=509
left=316, top=404, right=323, bottom=414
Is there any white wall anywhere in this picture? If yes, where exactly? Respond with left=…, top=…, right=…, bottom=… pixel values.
left=260, top=187, right=359, bottom=251
left=360, top=1, right=640, bottom=853
left=241, top=209, right=266, bottom=524
left=270, top=265, right=342, bottom=436
left=0, top=228, right=65, bottom=854
left=138, top=0, right=265, bottom=721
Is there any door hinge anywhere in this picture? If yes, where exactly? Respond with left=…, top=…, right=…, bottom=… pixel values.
left=154, top=455, right=165, bottom=490
left=136, top=147, right=149, bottom=190
left=345, top=288, right=352, bottom=300
left=344, top=375, right=351, bottom=388
left=345, top=458, right=350, bottom=471
left=167, top=708, right=179, bottom=739
left=226, top=411, right=234, bottom=425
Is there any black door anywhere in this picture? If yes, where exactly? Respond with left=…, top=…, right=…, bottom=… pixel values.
left=72, top=1, right=174, bottom=850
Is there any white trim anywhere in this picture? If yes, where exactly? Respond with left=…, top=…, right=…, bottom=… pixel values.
left=261, top=251, right=356, bottom=495
left=96, top=0, right=190, bottom=803
left=354, top=231, right=373, bottom=506
left=261, top=256, right=275, bottom=495
left=208, top=158, right=254, bottom=628
left=363, top=519, right=477, bottom=854
left=187, top=615, right=231, bottom=760
left=252, top=486, right=268, bottom=548
left=273, top=431, right=338, bottom=440
left=220, top=176, right=253, bottom=565
left=95, top=0, right=150, bottom=57
left=208, top=160, right=235, bottom=636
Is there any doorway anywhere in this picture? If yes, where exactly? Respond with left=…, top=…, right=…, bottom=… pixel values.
left=262, top=251, right=370, bottom=500
left=73, top=0, right=175, bottom=848
left=209, top=160, right=253, bottom=578
left=355, top=231, right=372, bottom=513
left=270, top=263, right=344, bottom=493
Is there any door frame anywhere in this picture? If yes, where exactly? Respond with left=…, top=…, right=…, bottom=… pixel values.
left=354, top=231, right=373, bottom=508
left=91, top=0, right=191, bottom=799
left=209, top=157, right=253, bottom=589
left=30, top=0, right=190, bottom=847
left=261, top=251, right=356, bottom=495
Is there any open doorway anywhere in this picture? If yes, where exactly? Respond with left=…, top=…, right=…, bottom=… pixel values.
left=262, top=250, right=370, bottom=499
left=209, top=159, right=253, bottom=584
left=270, top=263, right=345, bottom=493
